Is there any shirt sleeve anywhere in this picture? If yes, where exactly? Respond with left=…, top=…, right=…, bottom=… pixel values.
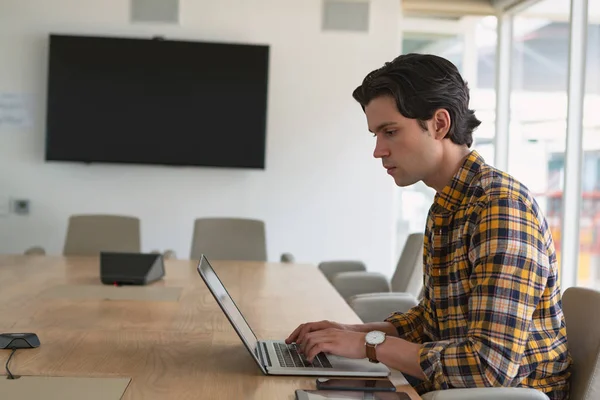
left=418, top=196, right=551, bottom=389
left=384, top=301, right=427, bottom=344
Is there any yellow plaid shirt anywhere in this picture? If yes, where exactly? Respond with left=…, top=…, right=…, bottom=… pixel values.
left=386, top=151, right=571, bottom=399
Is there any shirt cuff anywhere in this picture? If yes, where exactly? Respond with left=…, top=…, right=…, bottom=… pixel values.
left=418, top=341, right=452, bottom=390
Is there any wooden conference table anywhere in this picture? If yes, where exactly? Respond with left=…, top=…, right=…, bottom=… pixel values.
left=0, top=255, right=420, bottom=399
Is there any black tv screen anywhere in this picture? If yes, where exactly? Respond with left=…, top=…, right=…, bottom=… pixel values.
left=45, top=34, right=269, bottom=169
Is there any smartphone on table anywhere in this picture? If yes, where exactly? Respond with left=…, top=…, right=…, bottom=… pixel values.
left=316, top=378, right=396, bottom=392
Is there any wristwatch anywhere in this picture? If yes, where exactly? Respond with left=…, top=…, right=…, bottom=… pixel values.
left=365, top=330, right=386, bottom=363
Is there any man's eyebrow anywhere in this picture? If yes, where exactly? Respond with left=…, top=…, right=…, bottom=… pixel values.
left=368, top=122, right=396, bottom=133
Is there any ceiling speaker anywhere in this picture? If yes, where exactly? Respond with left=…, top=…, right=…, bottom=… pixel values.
left=131, top=0, right=179, bottom=24
left=322, top=0, right=370, bottom=32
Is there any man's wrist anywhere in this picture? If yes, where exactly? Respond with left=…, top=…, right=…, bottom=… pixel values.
left=376, top=337, right=426, bottom=380
left=343, top=323, right=363, bottom=333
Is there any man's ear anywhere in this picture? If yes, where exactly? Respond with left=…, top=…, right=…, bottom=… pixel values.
left=431, top=109, right=451, bottom=140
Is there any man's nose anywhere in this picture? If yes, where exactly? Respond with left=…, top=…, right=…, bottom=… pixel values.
left=373, top=136, right=390, bottom=159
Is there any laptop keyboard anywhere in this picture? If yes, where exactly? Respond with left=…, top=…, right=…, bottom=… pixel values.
left=273, top=342, right=333, bottom=368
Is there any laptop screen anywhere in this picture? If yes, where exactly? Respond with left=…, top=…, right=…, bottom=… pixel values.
left=197, top=255, right=265, bottom=372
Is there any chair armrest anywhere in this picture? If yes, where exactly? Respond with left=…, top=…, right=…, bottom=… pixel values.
left=318, top=261, right=367, bottom=283
left=422, top=388, right=549, bottom=400
left=348, top=293, right=418, bottom=323
left=331, top=271, right=391, bottom=301
left=280, top=252, right=295, bottom=263
left=351, top=292, right=415, bottom=300
left=24, top=246, right=46, bottom=256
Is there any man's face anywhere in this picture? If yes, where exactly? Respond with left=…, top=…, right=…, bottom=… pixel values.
left=365, top=96, right=441, bottom=187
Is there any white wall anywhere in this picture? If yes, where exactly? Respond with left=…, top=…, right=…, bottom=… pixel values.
left=0, top=0, right=402, bottom=275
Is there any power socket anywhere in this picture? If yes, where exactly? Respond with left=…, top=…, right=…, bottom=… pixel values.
left=12, top=199, right=30, bottom=215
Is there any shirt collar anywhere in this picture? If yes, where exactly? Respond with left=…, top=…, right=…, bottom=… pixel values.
left=433, top=150, right=484, bottom=212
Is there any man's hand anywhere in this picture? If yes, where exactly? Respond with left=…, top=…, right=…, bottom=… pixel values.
left=285, top=320, right=425, bottom=378
left=301, top=328, right=367, bottom=362
left=285, top=320, right=355, bottom=345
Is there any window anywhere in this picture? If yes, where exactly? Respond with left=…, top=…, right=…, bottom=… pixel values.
left=579, top=2, right=600, bottom=288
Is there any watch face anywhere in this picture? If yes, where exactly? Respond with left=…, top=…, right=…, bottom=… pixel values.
left=366, top=330, right=385, bottom=345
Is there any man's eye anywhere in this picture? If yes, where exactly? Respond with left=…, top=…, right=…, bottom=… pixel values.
left=385, top=130, right=396, bottom=136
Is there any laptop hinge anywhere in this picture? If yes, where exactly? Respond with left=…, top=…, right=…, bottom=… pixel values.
left=256, top=342, right=272, bottom=367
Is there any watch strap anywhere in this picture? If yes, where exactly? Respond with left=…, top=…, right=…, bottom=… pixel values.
left=366, top=343, right=379, bottom=363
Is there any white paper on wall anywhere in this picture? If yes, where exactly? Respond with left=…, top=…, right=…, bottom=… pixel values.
left=0, top=93, right=33, bottom=129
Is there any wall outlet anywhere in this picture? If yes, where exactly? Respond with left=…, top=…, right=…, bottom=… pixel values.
left=12, top=199, right=30, bottom=215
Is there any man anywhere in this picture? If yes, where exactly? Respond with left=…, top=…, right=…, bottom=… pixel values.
left=285, top=54, right=572, bottom=399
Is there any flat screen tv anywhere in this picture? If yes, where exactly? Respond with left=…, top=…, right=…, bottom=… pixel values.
left=45, top=34, right=269, bottom=169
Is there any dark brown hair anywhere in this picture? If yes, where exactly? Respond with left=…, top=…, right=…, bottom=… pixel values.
left=352, top=53, right=481, bottom=147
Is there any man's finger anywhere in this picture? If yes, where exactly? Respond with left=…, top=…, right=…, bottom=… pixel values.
left=302, top=330, right=333, bottom=356
left=297, top=321, right=326, bottom=344
left=285, top=324, right=305, bottom=344
left=289, top=321, right=331, bottom=345
left=306, top=341, right=332, bottom=362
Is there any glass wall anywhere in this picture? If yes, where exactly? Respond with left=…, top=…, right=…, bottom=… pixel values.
left=504, top=0, right=600, bottom=290
left=402, top=32, right=464, bottom=70
left=508, top=0, right=571, bottom=281
left=399, top=1, right=600, bottom=290
left=471, top=17, right=497, bottom=165
left=494, top=0, right=600, bottom=290
left=580, top=2, right=600, bottom=288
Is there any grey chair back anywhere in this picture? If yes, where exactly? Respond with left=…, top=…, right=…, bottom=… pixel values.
left=318, top=261, right=367, bottom=283
left=563, top=287, right=600, bottom=400
left=63, top=215, right=141, bottom=256
left=190, top=218, right=267, bottom=261
left=390, top=232, right=424, bottom=297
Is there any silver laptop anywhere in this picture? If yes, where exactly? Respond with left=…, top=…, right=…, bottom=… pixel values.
left=197, top=255, right=390, bottom=377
